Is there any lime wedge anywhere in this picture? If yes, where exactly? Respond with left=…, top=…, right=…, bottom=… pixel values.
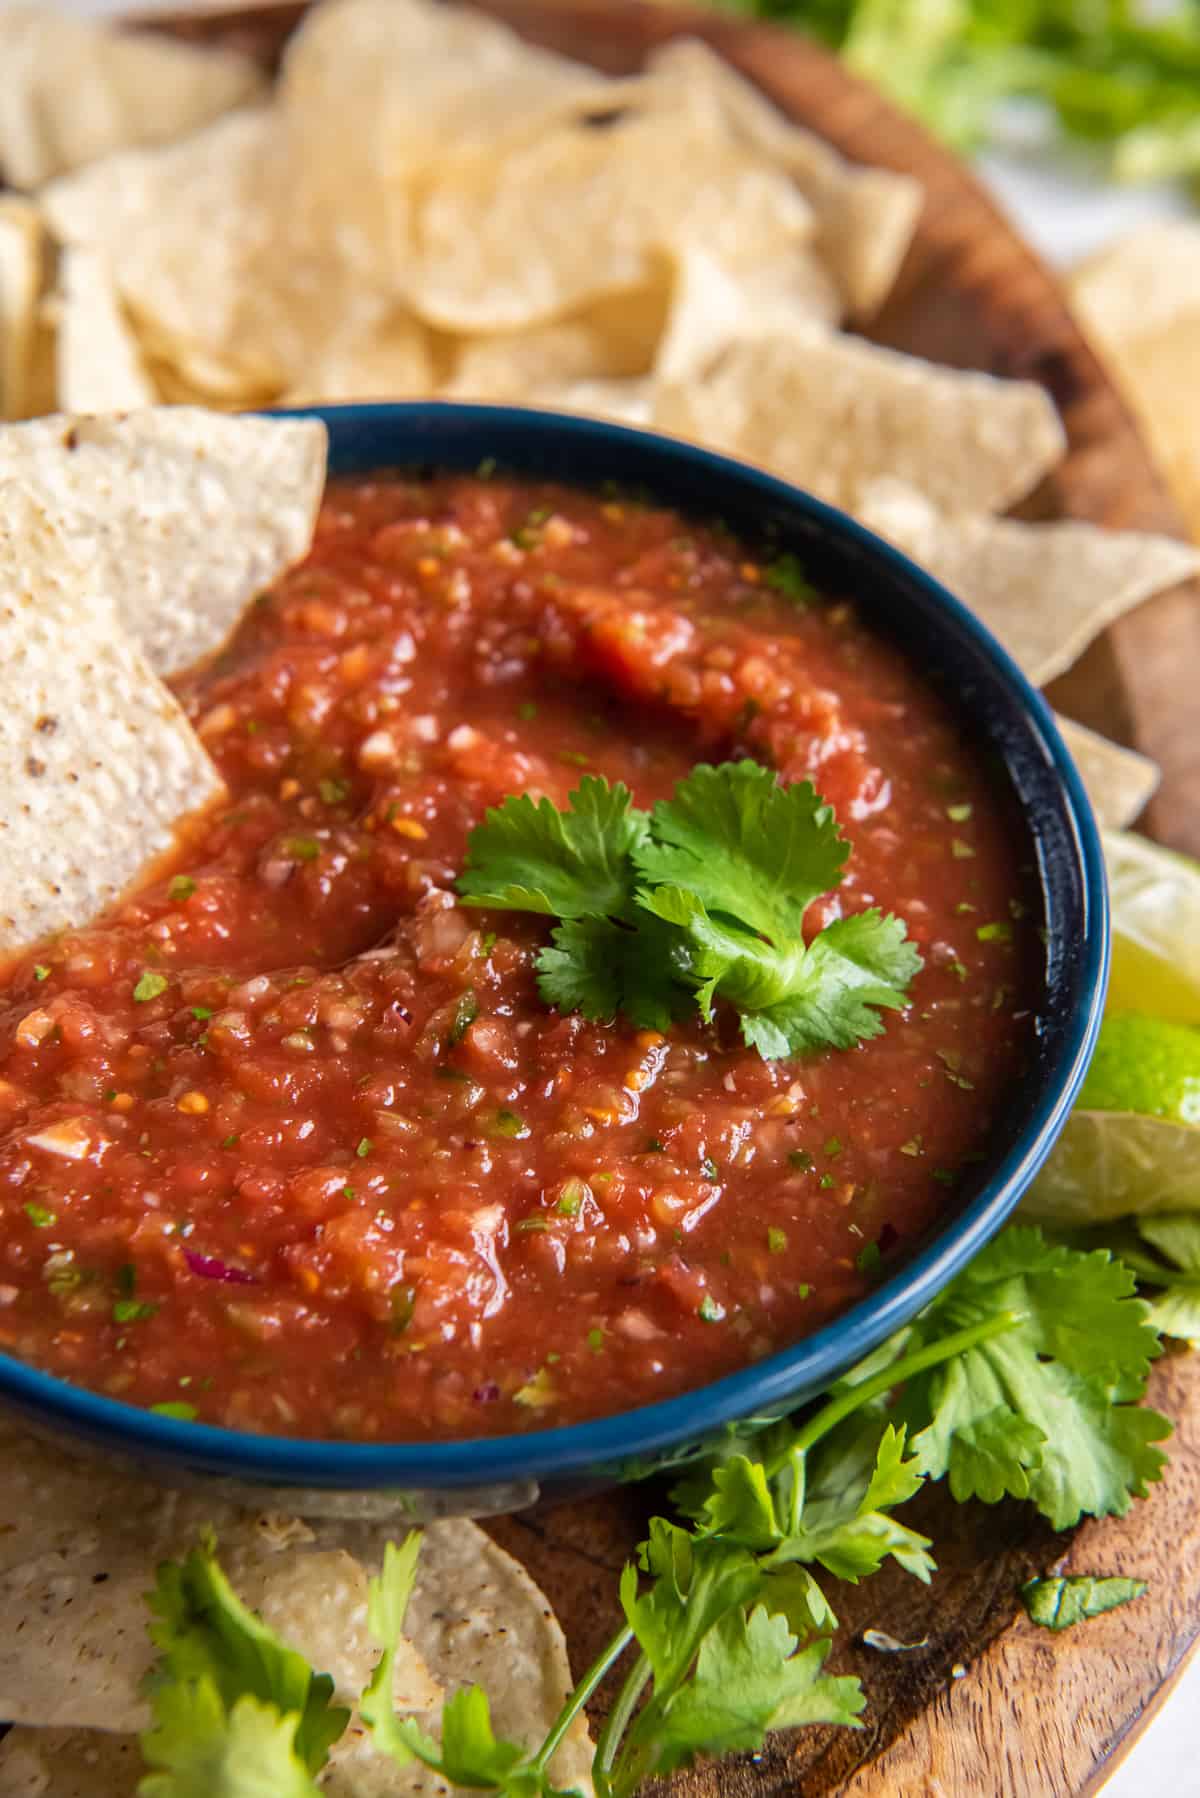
left=1023, top=1109, right=1200, bottom=1223
left=1078, top=1012, right=1200, bottom=1124
left=1024, top=1008, right=1200, bottom=1223
left=1104, top=829, right=1200, bottom=1025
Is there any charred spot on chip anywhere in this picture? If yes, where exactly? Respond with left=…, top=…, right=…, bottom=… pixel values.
left=34, top=716, right=58, bottom=734
left=24, top=757, right=45, bottom=778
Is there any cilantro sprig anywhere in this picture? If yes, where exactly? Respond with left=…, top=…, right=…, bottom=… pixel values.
left=457, top=762, right=922, bottom=1059
left=134, top=1225, right=1171, bottom=1798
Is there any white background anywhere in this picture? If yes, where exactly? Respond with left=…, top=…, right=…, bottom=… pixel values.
left=16, top=0, right=1200, bottom=1788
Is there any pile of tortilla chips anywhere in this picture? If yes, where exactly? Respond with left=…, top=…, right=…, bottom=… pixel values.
left=0, top=1422, right=592, bottom=1796
left=0, top=0, right=1193, bottom=832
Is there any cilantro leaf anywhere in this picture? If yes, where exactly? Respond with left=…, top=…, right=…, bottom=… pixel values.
left=1020, top=1573, right=1147, bottom=1632
left=139, top=1681, right=322, bottom=1798
left=456, top=761, right=921, bottom=1060
left=361, top=1540, right=559, bottom=1798
left=763, top=553, right=816, bottom=605
left=624, top=1607, right=863, bottom=1779
left=769, top=1422, right=935, bottom=1587
left=438, top=1686, right=528, bottom=1789
left=737, top=912, right=923, bottom=1059
left=642, top=885, right=920, bottom=1059
left=535, top=914, right=692, bottom=1031
left=359, top=1534, right=425, bottom=1769
left=144, top=1535, right=348, bottom=1776
left=633, top=763, right=847, bottom=945
left=458, top=778, right=648, bottom=919
left=899, top=1228, right=1171, bottom=1529
left=672, top=1412, right=934, bottom=1626
left=1133, top=1214, right=1200, bottom=1346
left=622, top=1521, right=763, bottom=1695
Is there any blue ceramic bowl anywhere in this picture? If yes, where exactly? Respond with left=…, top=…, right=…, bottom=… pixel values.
left=0, top=404, right=1108, bottom=1517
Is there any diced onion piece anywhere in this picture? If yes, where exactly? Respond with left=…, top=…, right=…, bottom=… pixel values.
left=26, top=1117, right=94, bottom=1160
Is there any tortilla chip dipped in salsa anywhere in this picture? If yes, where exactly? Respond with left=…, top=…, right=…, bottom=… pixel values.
left=0, top=449, right=1051, bottom=1444
left=0, top=408, right=328, bottom=676
left=0, top=408, right=326, bottom=956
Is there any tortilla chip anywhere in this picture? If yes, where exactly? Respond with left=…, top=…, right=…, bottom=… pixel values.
left=1067, top=225, right=1200, bottom=543
left=0, top=5, right=263, bottom=190
left=396, top=1521, right=594, bottom=1796
left=0, top=198, right=45, bottom=424
left=0, top=1421, right=444, bottom=1742
left=42, top=108, right=284, bottom=401
left=1067, top=222, right=1200, bottom=350
left=1056, top=716, right=1161, bottom=829
left=0, top=1727, right=145, bottom=1797
left=0, top=1420, right=589, bottom=1795
left=0, top=409, right=327, bottom=677
left=654, top=245, right=840, bottom=387
left=277, top=0, right=611, bottom=282
left=409, top=103, right=813, bottom=333
left=54, top=247, right=157, bottom=413
left=444, top=281, right=668, bottom=401
left=857, top=478, right=1200, bottom=685
left=283, top=306, right=437, bottom=405
left=0, top=482, right=224, bottom=955
left=654, top=331, right=1065, bottom=517
left=642, top=39, right=921, bottom=315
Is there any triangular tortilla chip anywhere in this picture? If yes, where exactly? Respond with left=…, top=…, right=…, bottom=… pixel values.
left=643, top=39, right=921, bottom=316
left=0, top=482, right=224, bottom=955
left=0, top=408, right=327, bottom=676
left=654, top=331, right=1065, bottom=517
left=54, top=247, right=157, bottom=413
left=409, top=103, right=813, bottom=334
left=42, top=107, right=283, bottom=400
left=856, top=478, right=1199, bottom=684
left=1056, top=716, right=1161, bottom=829
left=652, top=244, right=841, bottom=386
left=0, top=5, right=263, bottom=189
left=277, top=0, right=612, bottom=281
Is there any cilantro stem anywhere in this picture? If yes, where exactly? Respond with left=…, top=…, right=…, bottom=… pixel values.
left=526, top=1622, right=634, bottom=1777
left=594, top=1651, right=652, bottom=1796
left=771, top=1308, right=1026, bottom=1477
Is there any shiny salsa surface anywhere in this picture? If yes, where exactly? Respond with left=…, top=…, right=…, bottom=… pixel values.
left=0, top=474, right=1040, bottom=1439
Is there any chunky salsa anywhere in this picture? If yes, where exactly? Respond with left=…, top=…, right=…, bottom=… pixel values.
left=0, top=475, right=1040, bottom=1440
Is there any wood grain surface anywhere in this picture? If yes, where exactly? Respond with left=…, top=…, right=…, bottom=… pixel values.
left=135, top=3, right=1200, bottom=1788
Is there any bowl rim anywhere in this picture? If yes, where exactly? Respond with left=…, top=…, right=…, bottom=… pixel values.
left=0, top=401, right=1110, bottom=1488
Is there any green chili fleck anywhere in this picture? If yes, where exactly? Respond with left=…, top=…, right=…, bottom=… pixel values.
left=492, top=1109, right=529, bottom=1139
left=446, top=989, right=478, bottom=1048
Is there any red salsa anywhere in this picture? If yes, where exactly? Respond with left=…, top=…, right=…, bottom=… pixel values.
left=0, top=475, right=1039, bottom=1439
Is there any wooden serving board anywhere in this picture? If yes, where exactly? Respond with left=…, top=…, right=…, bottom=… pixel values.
left=137, top=2, right=1200, bottom=1788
